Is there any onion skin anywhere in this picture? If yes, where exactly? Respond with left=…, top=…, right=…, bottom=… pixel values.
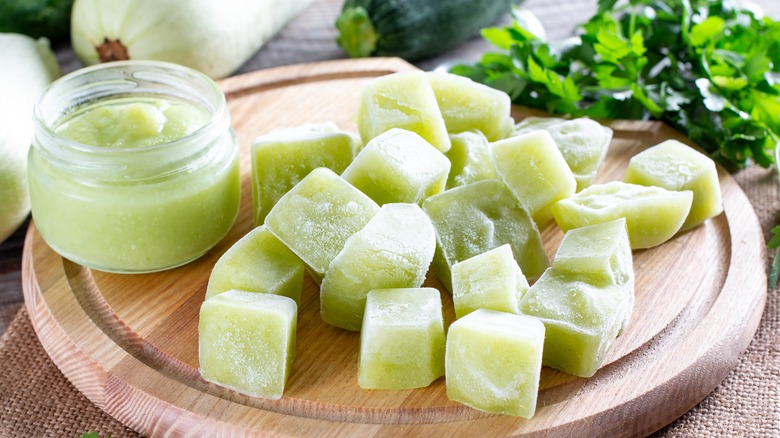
left=71, top=0, right=314, bottom=79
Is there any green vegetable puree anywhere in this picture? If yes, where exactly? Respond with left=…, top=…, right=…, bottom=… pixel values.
left=55, top=97, right=210, bottom=148
left=29, top=96, right=240, bottom=273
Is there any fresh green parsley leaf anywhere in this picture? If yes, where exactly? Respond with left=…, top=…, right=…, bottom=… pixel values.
left=452, top=0, right=780, bottom=170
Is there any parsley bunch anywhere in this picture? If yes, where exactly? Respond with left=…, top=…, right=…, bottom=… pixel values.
left=452, top=0, right=780, bottom=170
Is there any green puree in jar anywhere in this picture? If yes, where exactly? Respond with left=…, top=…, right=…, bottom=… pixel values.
left=30, top=94, right=240, bottom=273
left=55, top=97, right=210, bottom=148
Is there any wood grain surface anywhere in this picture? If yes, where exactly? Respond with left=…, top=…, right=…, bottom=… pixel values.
left=22, top=58, right=766, bottom=437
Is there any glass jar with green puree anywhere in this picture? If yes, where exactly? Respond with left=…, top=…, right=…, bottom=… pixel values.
left=29, top=61, right=240, bottom=273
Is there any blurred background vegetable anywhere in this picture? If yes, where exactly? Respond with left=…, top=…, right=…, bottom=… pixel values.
left=71, top=0, right=315, bottom=79
left=0, top=34, right=61, bottom=242
left=452, top=0, right=780, bottom=170
left=336, top=0, right=521, bottom=61
left=0, top=0, right=74, bottom=41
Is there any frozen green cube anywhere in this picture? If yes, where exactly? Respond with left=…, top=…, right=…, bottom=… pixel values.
left=199, top=291, right=297, bottom=400
left=206, top=225, right=304, bottom=304
left=624, top=139, right=723, bottom=230
left=553, top=218, right=634, bottom=332
left=513, top=116, right=566, bottom=135
left=266, top=121, right=363, bottom=155
left=265, top=167, right=379, bottom=281
left=519, top=269, right=628, bottom=377
left=251, top=128, right=355, bottom=224
left=427, top=72, right=513, bottom=141
left=357, top=71, right=451, bottom=152
left=320, top=203, right=436, bottom=331
left=445, top=309, right=545, bottom=418
left=492, top=130, right=577, bottom=224
left=513, top=117, right=612, bottom=191
left=451, top=244, right=529, bottom=319
left=358, top=288, right=445, bottom=389
left=422, top=179, right=548, bottom=291
left=341, top=128, right=450, bottom=205
left=444, top=131, right=497, bottom=189
left=552, top=181, right=693, bottom=249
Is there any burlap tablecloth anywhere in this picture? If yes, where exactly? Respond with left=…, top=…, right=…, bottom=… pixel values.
left=1, top=0, right=779, bottom=436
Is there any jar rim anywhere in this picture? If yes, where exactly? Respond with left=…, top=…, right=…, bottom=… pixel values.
left=32, top=60, right=233, bottom=182
left=33, top=60, right=228, bottom=157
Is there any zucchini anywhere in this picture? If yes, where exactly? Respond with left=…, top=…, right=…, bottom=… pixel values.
left=0, top=0, right=74, bottom=41
left=336, top=0, right=518, bottom=61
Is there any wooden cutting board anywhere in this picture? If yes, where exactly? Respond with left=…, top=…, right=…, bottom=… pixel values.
left=22, top=58, right=766, bottom=437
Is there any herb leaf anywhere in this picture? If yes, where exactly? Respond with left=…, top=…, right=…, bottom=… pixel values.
left=452, top=0, right=780, bottom=169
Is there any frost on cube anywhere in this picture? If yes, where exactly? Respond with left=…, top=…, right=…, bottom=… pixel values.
left=358, top=288, right=445, bottom=390
left=492, top=130, right=577, bottom=225
left=198, top=291, right=297, bottom=400
left=544, top=118, right=612, bottom=191
left=356, top=71, right=451, bottom=152
left=512, top=117, right=566, bottom=135
left=445, top=309, right=544, bottom=418
left=206, top=225, right=304, bottom=304
left=552, top=218, right=634, bottom=332
left=251, top=127, right=356, bottom=224
left=451, top=244, right=529, bottom=319
left=265, top=167, right=379, bottom=281
left=624, top=139, right=723, bottom=230
left=551, top=181, right=693, bottom=249
left=320, top=203, right=436, bottom=331
left=426, top=72, right=513, bottom=142
left=519, top=269, right=629, bottom=378
left=341, top=128, right=450, bottom=205
left=444, top=131, right=497, bottom=189
left=422, top=179, right=548, bottom=292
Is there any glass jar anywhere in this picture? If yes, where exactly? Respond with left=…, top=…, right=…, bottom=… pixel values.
left=29, top=61, right=240, bottom=273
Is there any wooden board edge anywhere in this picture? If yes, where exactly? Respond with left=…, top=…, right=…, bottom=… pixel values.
left=218, top=57, right=417, bottom=98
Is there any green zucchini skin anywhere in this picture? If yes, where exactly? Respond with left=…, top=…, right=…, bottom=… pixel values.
left=0, top=0, right=74, bottom=41
left=336, top=0, right=518, bottom=61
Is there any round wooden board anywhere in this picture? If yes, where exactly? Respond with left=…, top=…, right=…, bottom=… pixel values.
left=23, top=58, right=766, bottom=437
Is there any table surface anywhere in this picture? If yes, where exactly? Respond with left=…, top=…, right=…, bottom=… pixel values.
left=1, top=0, right=779, bottom=435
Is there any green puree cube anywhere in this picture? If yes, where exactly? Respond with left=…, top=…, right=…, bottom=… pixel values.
left=341, top=128, right=450, bottom=205
left=512, top=117, right=566, bottom=135
left=552, top=181, right=693, bottom=249
left=199, top=291, right=297, bottom=400
left=451, top=244, right=529, bottom=319
left=514, top=117, right=612, bottom=191
left=206, top=225, right=304, bottom=304
left=265, top=168, right=379, bottom=281
left=624, top=139, right=723, bottom=231
left=446, top=309, right=544, bottom=418
left=427, top=72, right=513, bottom=142
left=444, top=131, right=497, bottom=189
left=553, top=218, right=634, bottom=333
left=519, top=269, right=629, bottom=377
left=251, top=128, right=355, bottom=224
left=358, top=288, right=445, bottom=389
left=357, top=71, right=451, bottom=153
left=422, top=179, right=548, bottom=292
left=492, top=130, right=577, bottom=225
left=320, top=203, right=436, bottom=331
